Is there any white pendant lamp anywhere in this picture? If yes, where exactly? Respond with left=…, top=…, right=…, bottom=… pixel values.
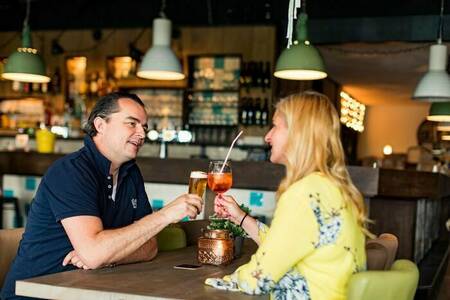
left=412, top=44, right=450, bottom=102
left=412, top=0, right=450, bottom=102
left=137, top=17, right=184, bottom=81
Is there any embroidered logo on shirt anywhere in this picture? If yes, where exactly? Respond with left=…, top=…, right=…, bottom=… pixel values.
left=131, top=198, right=137, bottom=209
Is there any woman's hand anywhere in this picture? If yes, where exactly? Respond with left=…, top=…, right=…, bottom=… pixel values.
left=214, top=195, right=246, bottom=225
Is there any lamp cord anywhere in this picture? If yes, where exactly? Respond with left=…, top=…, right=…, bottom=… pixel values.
left=286, top=0, right=302, bottom=48
left=159, top=0, right=167, bottom=18
left=437, top=0, right=444, bottom=44
left=24, top=0, right=30, bottom=27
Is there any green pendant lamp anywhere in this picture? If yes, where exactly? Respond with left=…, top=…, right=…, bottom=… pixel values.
left=2, top=0, right=50, bottom=83
left=274, top=12, right=327, bottom=80
left=427, top=102, right=450, bottom=122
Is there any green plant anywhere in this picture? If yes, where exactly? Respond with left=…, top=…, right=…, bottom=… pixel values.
left=207, top=204, right=251, bottom=238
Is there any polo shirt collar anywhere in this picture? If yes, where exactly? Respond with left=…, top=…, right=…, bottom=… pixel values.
left=83, top=135, right=136, bottom=177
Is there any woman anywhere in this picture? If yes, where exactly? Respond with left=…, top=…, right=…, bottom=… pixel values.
left=205, top=91, right=371, bottom=299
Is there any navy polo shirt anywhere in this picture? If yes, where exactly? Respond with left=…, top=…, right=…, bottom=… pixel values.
left=1, top=136, right=152, bottom=300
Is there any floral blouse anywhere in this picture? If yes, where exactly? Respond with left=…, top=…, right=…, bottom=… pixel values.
left=205, top=172, right=366, bottom=300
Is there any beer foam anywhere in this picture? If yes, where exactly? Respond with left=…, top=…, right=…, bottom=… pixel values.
left=190, top=171, right=207, bottom=178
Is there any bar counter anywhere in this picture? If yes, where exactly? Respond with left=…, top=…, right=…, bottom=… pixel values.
left=1, top=151, right=449, bottom=299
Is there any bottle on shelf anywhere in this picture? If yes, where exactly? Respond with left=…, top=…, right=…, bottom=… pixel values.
left=263, top=62, right=271, bottom=90
left=240, top=97, right=248, bottom=125
left=254, top=97, right=262, bottom=126
left=247, top=97, right=254, bottom=126
left=256, top=62, right=264, bottom=88
left=261, top=98, right=269, bottom=126
left=245, top=62, right=254, bottom=89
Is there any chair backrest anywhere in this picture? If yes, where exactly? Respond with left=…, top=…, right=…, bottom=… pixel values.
left=0, top=228, right=24, bottom=289
left=157, top=224, right=187, bottom=252
left=179, top=219, right=209, bottom=246
left=366, top=233, right=398, bottom=270
left=347, top=259, right=419, bottom=300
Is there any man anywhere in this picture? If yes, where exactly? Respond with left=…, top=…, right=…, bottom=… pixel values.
left=1, top=93, right=203, bottom=299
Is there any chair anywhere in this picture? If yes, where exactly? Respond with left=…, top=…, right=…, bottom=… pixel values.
left=156, top=224, right=187, bottom=252
left=347, top=259, right=419, bottom=300
left=366, top=233, right=399, bottom=270
left=156, top=220, right=209, bottom=251
left=0, top=228, right=24, bottom=289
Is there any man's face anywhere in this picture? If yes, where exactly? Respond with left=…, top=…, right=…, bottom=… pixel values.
left=95, top=98, right=148, bottom=165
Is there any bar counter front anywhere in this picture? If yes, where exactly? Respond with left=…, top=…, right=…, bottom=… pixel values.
left=0, top=151, right=449, bottom=299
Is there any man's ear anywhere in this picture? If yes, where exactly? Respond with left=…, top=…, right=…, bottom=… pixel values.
left=93, top=117, right=106, bottom=134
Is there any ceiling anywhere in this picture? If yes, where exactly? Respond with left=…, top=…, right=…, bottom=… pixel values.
left=0, top=0, right=448, bottom=106
left=319, top=42, right=434, bottom=106
left=0, top=0, right=445, bottom=30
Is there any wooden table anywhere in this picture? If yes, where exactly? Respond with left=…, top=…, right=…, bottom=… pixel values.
left=16, top=242, right=266, bottom=300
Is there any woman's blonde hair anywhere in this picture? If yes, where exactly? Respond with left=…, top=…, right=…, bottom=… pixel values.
left=275, top=91, right=372, bottom=236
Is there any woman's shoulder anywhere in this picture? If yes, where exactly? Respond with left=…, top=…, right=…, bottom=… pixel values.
left=289, top=172, right=335, bottom=192
left=280, top=172, right=342, bottom=205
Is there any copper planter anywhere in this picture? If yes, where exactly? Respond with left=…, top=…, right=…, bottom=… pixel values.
left=198, top=229, right=234, bottom=266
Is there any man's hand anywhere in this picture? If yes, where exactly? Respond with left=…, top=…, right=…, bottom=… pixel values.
left=62, top=250, right=91, bottom=270
left=158, top=194, right=203, bottom=223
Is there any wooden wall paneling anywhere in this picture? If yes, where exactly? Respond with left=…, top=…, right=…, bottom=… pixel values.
left=369, top=197, right=417, bottom=260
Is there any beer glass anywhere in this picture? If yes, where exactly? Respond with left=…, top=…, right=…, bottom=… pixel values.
left=189, top=171, right=207, bottom=198
left=207, top=161, right=232, bottom=197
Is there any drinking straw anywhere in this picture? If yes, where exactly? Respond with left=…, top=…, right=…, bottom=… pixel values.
left=220, top=130, right=243, bottom=173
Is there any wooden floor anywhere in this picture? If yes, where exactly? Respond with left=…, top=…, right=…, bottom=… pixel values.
left=437, top=257, right=450, bottom=300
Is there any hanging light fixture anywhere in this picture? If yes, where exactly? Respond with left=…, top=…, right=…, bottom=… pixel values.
left=2, top=0, right=50, bottom=83
left=427, top=102, right=450, bottom=122
left=274, top=0, right=327, bottom=80
left=137, top=0, right=184, bottom=81
left=412, top=0, right=450, bottom=102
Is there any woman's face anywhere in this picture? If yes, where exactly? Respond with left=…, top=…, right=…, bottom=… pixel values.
left=264, top=112, right=289, bottom=165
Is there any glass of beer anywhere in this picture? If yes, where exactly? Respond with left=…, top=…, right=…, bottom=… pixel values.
left=207, top=161, right=232, bottom=197
left=189, top=171, right=207, bottom=198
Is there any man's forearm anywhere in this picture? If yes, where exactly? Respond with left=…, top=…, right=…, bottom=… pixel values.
left=69, top=211, right=169, bottom=269
left=116, top=237, right=158, bottom=265
left=63, top=193, right=202, bottom=269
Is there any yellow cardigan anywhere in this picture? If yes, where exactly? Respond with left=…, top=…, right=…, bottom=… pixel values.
left=205, top=172, right=366, bottom=300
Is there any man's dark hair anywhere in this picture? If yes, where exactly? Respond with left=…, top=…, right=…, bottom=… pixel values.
left=83, top=92, right=146, bottom=137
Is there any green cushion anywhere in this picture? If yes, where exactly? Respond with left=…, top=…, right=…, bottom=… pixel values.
left=157, top=225, right=187, bottom=252
left=347, top=260, right=419, bottom=300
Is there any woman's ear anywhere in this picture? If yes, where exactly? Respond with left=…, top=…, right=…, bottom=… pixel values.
left=93, top=117, right=105, bottom=135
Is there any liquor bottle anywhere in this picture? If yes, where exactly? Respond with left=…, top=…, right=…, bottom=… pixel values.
left=240, top=97, right=248, bottom=125
left=263, top=62, right=271, bottom=89
left=247, top=97, right=254, bottom=126
left=254, top=97, right=262, bottom=125
left=256, top=62, right=264, bottom=87
left=261, top=98, right=269, bottom=126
